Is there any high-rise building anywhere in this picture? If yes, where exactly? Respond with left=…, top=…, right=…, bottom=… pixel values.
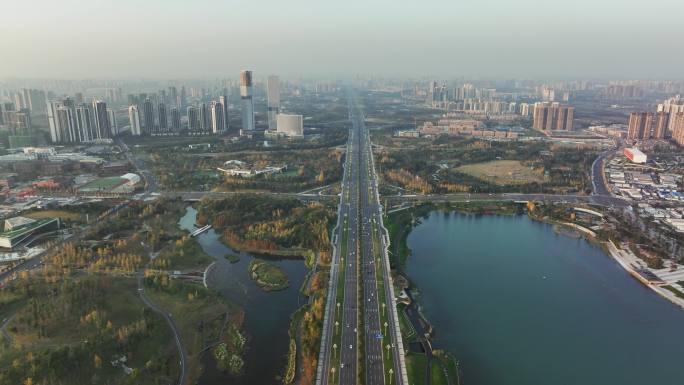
left=210, top=101, right=226, bottom=134
left=169, top=87, right=178, bottom=107
left=56, top=106, right=78, bottom=143
left=658, top=95, right=684, bottom=132
left=628, top=112, right=655, bottom=140
left=157, top=103, right=168, bottom=134
left=128, top=105, right=142, bottom=136
left=1, top=102, right=16, bottom=127
left=107, top=108, right=117, bottom=136
left=0, top=103, right=7, bottom=125
left=240, top=70, right=255, bottom=132
left=276, top=114, right=304, bottom=137
left=533, top=103, right=574, bottom=130
left=187, top=106, right=200, bottom=132
left=179, top=86, right=187, bottom=108
left=219, top=95, right=229, bottom=131
left=170, top=107, right=181, bottom=131
left=92, top=100, right=111, bottom=139
left=267, top=76, right=280, bottom=131
left=5, top=108, right=32, bottom=134
left=672, top=112, right=684, bottom=146
left=654, top=112, right=669, bottom=139
left=75, top=103, right=95, bottom=141
left=142, top=98, right=155, bottom=134
left=47, top=100, right=62, bottom=142
left=198, top=103, right=211, bottom=133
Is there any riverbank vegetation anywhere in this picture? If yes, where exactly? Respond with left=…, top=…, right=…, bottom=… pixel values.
left=297, top=270, right=329, bottom=385
left=144, top=270, right=245, bottom=381
left=197, top=195, right=334, bottom=263
left=248, top=259, right=290, bottom=291
left=45, top=198, right=211, bottom=273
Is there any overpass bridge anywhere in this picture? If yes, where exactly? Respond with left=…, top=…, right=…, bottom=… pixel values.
left=383, top=192, right=631, bottom=208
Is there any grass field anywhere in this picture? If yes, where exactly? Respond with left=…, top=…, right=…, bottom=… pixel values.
left=24, top=209, right=85, bottom=222
left=456, top=160, right=547, bottom=185
left=79, top=176, right=126, bottom=192
left=145, top=284, right=237, bottom=382
left=405, top=352, right=428, bottom=385
left=430, top=359, right=449, bottom=385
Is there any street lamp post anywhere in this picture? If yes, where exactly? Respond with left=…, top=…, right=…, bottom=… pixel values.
left=382, top=302, right=386, bottom=316
left=335, top=321, right=339, bottom=335
left=333, top=343, right=338, bottom=358
left=384, top=321, right=388, bottom=335
left=331, top=367, right=336, bottom=383
left=388, top=368, right=394, bottom=385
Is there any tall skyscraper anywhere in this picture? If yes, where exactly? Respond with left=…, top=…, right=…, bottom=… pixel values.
left=47, top=100, right=62, bottom=142
left=142, top=98, right=155, bottom=134
left=0, top=103, right=7, bottom=126
left=128, top=105, right=142, bottom=136
left=170, top=107, right=181, bottom=131
left=169, top=86, right=178, bottom=107
left=92, top=100, right=111, bottom=139
left=240, top=70, right=255, bottom=132
left=187, top=106, right=200, bottom=132
left=199, top=103, right=211, bottom=133
left=267, top=75, right=280, bottom=131
left=107, top=108, right=117, bottom=136
left=75, top=103, right=95, bottom=141
left=210, top=101, right=226, bottom=134
left=180, top=86, right=187, bottom=108
left=219, top=95, right=229, bottom=131
left=56, top=106, right=78, bottom=143
left=158, top=103, right=168, bottom=134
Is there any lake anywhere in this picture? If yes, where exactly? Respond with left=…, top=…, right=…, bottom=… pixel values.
left=405, top=211, right=684, bottom=385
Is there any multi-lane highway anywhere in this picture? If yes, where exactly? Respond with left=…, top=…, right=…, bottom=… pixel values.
left=317, top=93, right=407, bottom=385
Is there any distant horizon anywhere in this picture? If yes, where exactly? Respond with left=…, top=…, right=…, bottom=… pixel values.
left=1, top=0, right=682, bottom=80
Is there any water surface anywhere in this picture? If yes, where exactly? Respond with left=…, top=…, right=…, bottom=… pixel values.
left=180, top=207, right=307, bottom=385
left=405, top=212, right=684, bottom=385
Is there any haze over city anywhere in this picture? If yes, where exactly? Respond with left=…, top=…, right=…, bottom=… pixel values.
left=2, top=2, right=684, bottom=385
left=1, top=0, right=682, bottom=79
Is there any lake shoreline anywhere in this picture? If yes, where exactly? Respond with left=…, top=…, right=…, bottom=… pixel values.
left=387, top=205, right=684, bottom=385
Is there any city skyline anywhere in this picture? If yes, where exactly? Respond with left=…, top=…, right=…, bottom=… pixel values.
left=1, top=0, right=682, bottom=80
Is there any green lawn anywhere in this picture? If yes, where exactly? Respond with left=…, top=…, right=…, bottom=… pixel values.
left=144, top=282, right=237, bottom=382
left=405, top=352, right=428, bottom=385
left=430, top=359, right=449, bottom=385
left=397, top=304, right=417, bottom=342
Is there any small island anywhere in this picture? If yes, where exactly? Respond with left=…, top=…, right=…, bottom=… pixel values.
left=225, top=253, right=241, bottom=263
left=248, top=259, right=290, bottom=291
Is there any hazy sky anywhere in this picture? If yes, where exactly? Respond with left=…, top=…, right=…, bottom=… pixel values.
left=0, top=0, right=682, bottom=80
